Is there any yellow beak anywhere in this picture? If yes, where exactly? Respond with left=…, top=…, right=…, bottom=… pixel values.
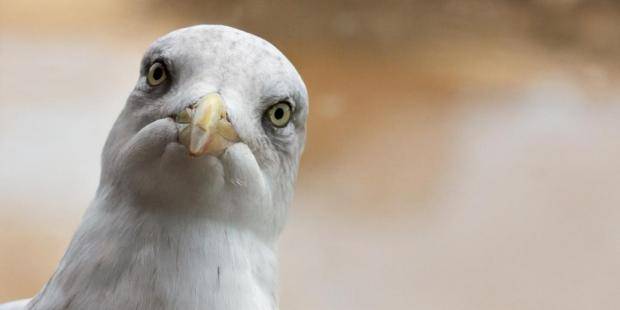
left=176, top=93, right=240, bottom=156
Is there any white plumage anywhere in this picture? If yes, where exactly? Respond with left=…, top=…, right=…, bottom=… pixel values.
left=0, top=25, right=308, bottom=310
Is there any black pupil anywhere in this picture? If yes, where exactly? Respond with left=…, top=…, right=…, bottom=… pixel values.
left=152, top=66, right=163, bottom=80
left=274, top=107, right=284, bottom=120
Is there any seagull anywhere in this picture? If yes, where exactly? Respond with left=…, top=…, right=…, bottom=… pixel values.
left=0, top=25, right=308, bottom=310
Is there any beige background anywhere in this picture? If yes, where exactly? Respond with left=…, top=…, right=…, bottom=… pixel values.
left=1, top=1, right=619, bottom=309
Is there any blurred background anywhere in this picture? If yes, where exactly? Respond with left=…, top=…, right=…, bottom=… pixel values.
left=1, top=0, right=620, bottom=309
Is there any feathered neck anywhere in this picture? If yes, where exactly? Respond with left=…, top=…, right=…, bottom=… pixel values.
left=28, top=189, right=280, bottom=310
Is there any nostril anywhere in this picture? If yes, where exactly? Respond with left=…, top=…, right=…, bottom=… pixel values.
left=175, top=108, right=193, bottom=124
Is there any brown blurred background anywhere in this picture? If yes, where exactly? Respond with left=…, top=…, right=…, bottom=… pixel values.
left=1, top=1, right=620, bottom=309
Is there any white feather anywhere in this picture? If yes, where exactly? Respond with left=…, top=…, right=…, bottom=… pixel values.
left=2, top=25, right=308, bottom=310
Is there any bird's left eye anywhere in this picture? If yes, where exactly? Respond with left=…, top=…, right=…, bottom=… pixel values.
left=267, top=102, right=292, bottom=127
left=147, top=62, right=167, bottom=86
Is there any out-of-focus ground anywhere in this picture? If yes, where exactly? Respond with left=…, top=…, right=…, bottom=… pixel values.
left=1, top=1, right=620, bottom=309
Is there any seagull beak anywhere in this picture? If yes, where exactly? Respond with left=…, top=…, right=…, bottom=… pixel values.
left=176, top=93, right=240, bottom=156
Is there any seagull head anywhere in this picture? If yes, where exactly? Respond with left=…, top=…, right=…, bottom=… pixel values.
left=100, top=25, right=308, bottom=238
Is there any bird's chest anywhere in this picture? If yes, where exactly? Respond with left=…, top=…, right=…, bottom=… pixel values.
left=122, top=226, right=276, bottom=310
left=34, top=220, right=278, bottom=310
left=129, top=229, right=277, bottom=310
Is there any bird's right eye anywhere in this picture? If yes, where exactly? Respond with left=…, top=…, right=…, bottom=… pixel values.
left=147, top=62, right=168, bottom=86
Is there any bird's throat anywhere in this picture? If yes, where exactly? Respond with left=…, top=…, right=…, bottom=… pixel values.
left=29, top=197, right=280, bottom=310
